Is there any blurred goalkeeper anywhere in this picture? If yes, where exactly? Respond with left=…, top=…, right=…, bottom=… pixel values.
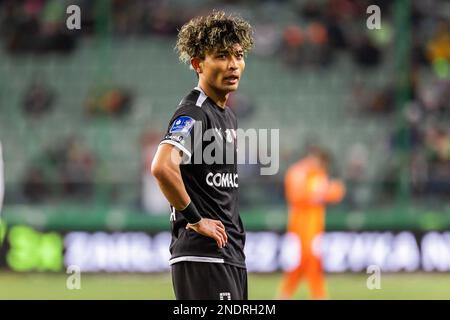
left=151, top=11, right=253, bottom=300
left=278, top=146, right=345, bottom=300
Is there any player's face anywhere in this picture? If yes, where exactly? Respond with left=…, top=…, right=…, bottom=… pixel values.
left=201, top=44, right=245, bottom=95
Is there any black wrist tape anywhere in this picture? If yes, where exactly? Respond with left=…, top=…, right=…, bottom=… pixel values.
left=180, top=201, right=202, bottom=224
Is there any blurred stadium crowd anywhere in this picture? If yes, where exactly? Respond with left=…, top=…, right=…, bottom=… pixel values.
left=0, top=0, right=449, bottom=214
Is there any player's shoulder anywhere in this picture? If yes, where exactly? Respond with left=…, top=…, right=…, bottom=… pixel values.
left=173, top=88, right=209, bottom=117
left=177, top=87, right=208, bottom=111
left=178, top=87, right=209, bottom=109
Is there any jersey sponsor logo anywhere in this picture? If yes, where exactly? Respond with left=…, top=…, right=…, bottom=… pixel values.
left=169, top=116, right=195, bottom=134
left=206, top=172, right=238, bottom=188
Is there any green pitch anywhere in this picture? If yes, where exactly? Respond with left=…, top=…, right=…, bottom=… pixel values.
left=0, top=272, right=449, bottom=300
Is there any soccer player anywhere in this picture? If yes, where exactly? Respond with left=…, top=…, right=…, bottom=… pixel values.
left=278, top=146, right=345, bottom=300
left=151, top=11, right=253, bottom=300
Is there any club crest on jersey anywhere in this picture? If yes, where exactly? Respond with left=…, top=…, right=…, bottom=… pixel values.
left=169, top=116, right=195, bottom=134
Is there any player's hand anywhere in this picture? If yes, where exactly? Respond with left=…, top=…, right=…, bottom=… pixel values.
left=186, top=218, right=228, bottom=248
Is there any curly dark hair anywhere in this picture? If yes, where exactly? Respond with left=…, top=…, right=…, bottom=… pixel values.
left=175, top=10, right=254, bottom=64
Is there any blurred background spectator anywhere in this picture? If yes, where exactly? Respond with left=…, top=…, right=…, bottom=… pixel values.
left=84, top=86, right=133, bottom=117
left=22, top=76, right=55, bottom=117
left=22, top=166, right=50, bottom=203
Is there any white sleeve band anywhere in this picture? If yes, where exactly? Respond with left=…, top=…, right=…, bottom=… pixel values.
left=159, top=140, right=192, bottom=161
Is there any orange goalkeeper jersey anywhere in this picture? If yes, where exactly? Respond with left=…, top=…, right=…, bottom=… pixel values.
left=285, top=157, right=345, bottom=234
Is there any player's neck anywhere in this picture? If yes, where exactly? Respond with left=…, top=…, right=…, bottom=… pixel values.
left=196, top=83, right=228, bottom=108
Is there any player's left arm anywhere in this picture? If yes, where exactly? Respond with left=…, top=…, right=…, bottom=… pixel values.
left=287, top=169, right=345, bottom=205
left=323, top=179, right=346, bottom=204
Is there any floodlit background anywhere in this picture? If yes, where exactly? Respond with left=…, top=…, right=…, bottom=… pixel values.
left=0, top=0, right=450, bottom=299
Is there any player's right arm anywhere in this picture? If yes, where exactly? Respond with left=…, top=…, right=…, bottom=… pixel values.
left=151, top=143, right=228, bottom=248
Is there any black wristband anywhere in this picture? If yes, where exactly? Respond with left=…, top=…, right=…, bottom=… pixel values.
left=180, top=201, right=202, bottom=224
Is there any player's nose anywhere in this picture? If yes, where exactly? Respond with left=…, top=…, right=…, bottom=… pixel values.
left=228, top=56, right=238, bottom=70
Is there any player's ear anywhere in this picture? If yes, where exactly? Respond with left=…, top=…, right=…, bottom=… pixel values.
left=191, top=57, right=203, bottom=74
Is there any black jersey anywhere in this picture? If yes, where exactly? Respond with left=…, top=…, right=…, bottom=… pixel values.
left=160, top=87, right=246, bottom=269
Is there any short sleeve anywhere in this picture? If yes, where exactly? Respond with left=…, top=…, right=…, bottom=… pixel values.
left=160, top=105, right=207, bottom=163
